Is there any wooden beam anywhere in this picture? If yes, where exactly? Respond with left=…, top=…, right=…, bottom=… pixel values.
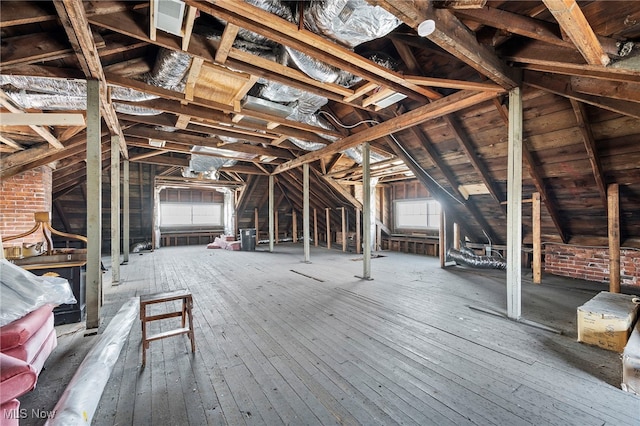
left=524, top=71, right=640, bottom=119
left=372, top=1, right=518, bottom=89
left=443, top=115, right=504, bottom=208
left=0, top=90, right=64, bottom=149
left=274, top=90, right=498, bottom=174
left=570, top=99, right=607, bottom=210
left=326, top=208, right=331, bottom=249
left=188, top=0, right=441, bottom=101
left=532, top=192, right=542, bottom=284
left=506, top=87, right=523, bottom=320
left=607, top=183, right=620, bottom=293
left=182, top=5, right=198, bottom=51
left=454, top=6, right=569, bottom=48
left=184, top=57, right=204, bottom=102
left=0, top=134, right=23, bottom=150
left=570, top=76, right=640, bottom=104
left=404, top=76, right=503, bottom=92
left=53, top=0, right=128, bottom=157
left=542, top=0, right=610, bottom=66
left=215, top=23, right=239, bottom=64
left=320, top=175, right=363, bottom=211
left=493, top=97, right=568, bottom=243
left=0, top=113, right=85, bottom=126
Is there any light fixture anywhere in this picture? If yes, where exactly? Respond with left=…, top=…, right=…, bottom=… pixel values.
left=149, top=139, right=166, bottom=147
left=417, top=19, right=436, bottom=37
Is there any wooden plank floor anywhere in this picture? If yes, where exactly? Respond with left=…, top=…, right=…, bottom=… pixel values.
left=19, top=244, right=640, bottom=425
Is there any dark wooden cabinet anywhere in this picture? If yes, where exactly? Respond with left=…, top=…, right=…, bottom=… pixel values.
left=30, top=265, right=86, bottom=326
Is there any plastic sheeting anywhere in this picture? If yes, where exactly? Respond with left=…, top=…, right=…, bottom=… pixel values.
left=45, top=297, right=139, bottom=426
left=447, top=247, right=507, bottom=270
left=303, top=0, right=401, bottom=48
left=0, top=259, right=76, bottom=327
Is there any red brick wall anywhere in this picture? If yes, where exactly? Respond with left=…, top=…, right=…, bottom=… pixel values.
left=545, top=243, right=640, bottom=287
left=0, top=166, right=53, bottom=247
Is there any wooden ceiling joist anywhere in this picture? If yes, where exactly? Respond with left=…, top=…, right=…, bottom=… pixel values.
left=0, top=90, right=65, bottom=149
left=53, top=0, right=128, bottom=157
left=372, top=1, right=518, bottom=89
left=524, top=71, right=640, bottom=119
left=274, top=89, right=499, bottom=174
left=187, top=0, right=442, bottom=101
left=541, top=0, right=610, bottom=66
left=570, top=99, right=608, bottom=210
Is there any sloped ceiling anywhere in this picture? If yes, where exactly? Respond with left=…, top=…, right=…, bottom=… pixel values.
left=1, top=0, right=639, bottom=246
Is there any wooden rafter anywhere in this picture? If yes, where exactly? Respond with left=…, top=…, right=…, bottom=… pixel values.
left=570, top=99, right=607, bottom=210
left=371, top=1, right=518, bottom=89
left=0, top=90, right=64, bottom=149
left=541, top=0, right=610, bottom=66
left=570, top=76, right=640, bottom=104
left=187, top=0, right=442, bottom=101
left=53, top=0, right=128, bottom=157
left=215, top=23, right=239, bottom=64
left=493, top=99, right=568, bottom=243
left=442, top=115, right=504, bottom=209
left=404, top=124, right=497, bottom=239
left=274, top=90, right=499, bottom=174
left=524, top=71, right=640, bottom=119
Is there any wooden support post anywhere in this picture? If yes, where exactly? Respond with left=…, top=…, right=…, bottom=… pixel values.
left=326, top=208, right=331, bottom=249
left=86, top=79, right=102, bottom=329
left=453, top=223, right=460, bottom=250
left=439, top=209, right=446, bottom=268
left=123, top=160, right=129, bottom=264
left=532, top=192, right=542, bottom=284
left=254, top=207, right=259, bottom=245
left=313, top=208, right=318, bottom=247
left=292, top=209, right=297, bottom=243
left=341, top=207, right=347, bottom=252
left=275, top=210, right=279, bottom=245
left=362, top=142, right=372, bottom=280
left=507, top=87, right=523, bottom=320
left=608, top=183, right=620, bottom=293
left=111, top=135, right=120, bottom=285
left=303, top=163, right=310, bottom=262
left=356, top=208, right=361, bottom=255
left=269, top=175, right=274, bottom=252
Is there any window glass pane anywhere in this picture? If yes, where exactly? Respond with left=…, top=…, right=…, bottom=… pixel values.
left=160, top=203, right=223, bottom=227
left=160, top=203, right=191, bottom=226
left=192, top=204, right=222, bottom=225
left=394, top=199, right=440, bottom=230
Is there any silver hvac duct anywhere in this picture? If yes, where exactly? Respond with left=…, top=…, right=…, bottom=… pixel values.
left=0, top=48, right=191, bottom=115
left=447, top=246, right=507, bottom=270
left=303, top=0, right=402, bottom=49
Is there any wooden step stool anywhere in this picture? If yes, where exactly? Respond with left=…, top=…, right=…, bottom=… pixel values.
left=140, top=289, right=196, bottom=367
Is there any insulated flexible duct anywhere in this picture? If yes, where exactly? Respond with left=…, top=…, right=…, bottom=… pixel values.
left=0, top=48, right=190, bottom=115
left=303, top=0, right=401, bottom=49
left=447, top=247, right=507, bottom=270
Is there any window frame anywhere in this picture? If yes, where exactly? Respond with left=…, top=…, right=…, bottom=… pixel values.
left=393, top=198, right=441, bottom=231
left=159, top=202, right=224, bottom=228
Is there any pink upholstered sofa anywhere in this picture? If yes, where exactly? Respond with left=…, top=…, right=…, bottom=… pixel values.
left=0, top=304, right=57, bottom=424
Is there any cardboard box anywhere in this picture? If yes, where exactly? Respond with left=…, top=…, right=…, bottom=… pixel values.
left=577, top=291, right=638, bottom=352
left=622, top=321, right=640, bottom=395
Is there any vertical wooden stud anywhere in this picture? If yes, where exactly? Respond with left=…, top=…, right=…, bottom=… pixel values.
left=608, top=183, right=620, bottom=293
left=532, top=192, right=542, bottom=284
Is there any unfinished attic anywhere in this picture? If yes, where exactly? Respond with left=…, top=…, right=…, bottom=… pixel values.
left=1, top=0, right=640, bottom=424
